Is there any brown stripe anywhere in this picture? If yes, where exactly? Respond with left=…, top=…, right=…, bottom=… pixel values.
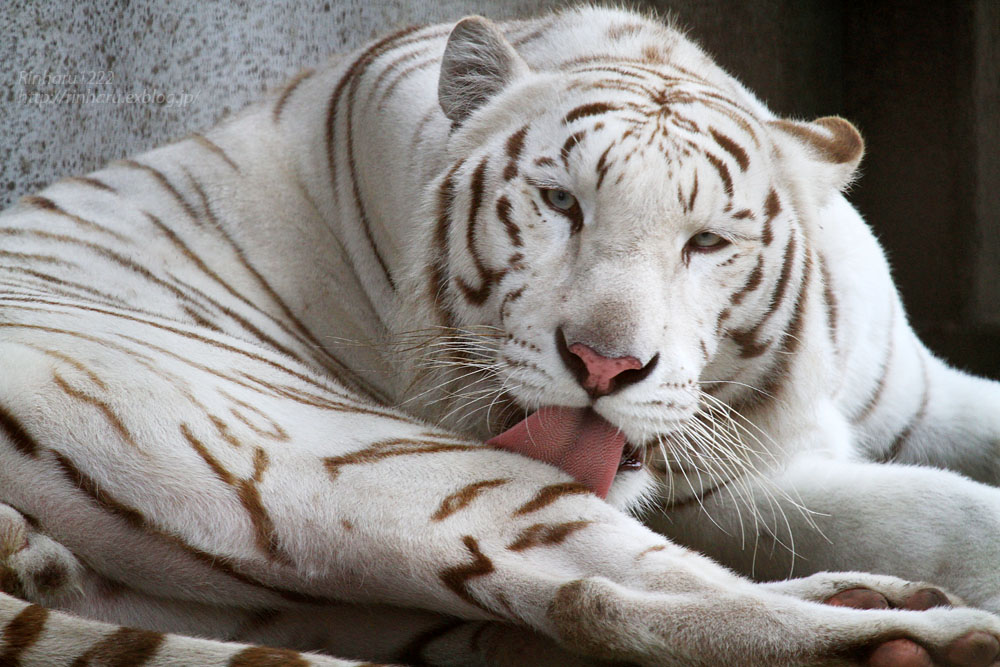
left=182, top=172, right=368, bottom=398
left=499, top=284, right=526, bottom=323
left=376, top=56, right=441, bottom=110
left=20, top=344, right=108, bottom=390
left=325, top=440, right=479, bottom=482
left=0, top=317, right=389, bottom=423
left=181, top=423, right=236, bottom=485
left=730, top=254, right=764, bottom=306
left=272, top=68, right=316, bottom=123
left=228, top=646, right=311, bottom=667
left=729, top=233, right=798, bottom=358
left=370, top=29, right=450, bottom=110
left=118, top=159, right=200, bottom=224
left=144, top=211, right=311, bottom=365
left=456, top=158, right=506, bottom=305
left=0, top=249, right=75, bottom=266
left=818, top=254, right=839, bottom=351
left=65, top=175, right=117, bottom=193
left=0, top=604, right=49, bottom=663
left=703, top=151, right=733, bottom=197
left=210, top=414, right=245, bottom=449
left=709, top=128, right=749, bottom=171
left=560, top=130, right=587, bottom=168
left=595, top=142, right=614, bottom=189
left=432, top=478, right=510, bottom=521
left=51, top=452, right=325, bottom=605
left=0, top=227, right=198, bottom=308
left=326, top=27, right=426, bottom=291
left=71, top=627, right=165, bottom=667
left=236, top=470, right=290, bottom=564
left=503, top=125, right=529, bottom=181
left=743, top=247, right=815, bottom=409
left=0, top=404, right=40, bottom=458
left=21, top=195, right=129, bottom=242
left=507, top=521, right=592, bottom=551
left=635, top=544, right=667, bottom=560
left=5, top=265, right=129, bottom=306
left=762, top=188, right=780, bottom=245
left=467, top=158, right=489, bottom=275
left=687, top=170, right=699, bottom=212
left=879, top=351, right=929, bottom=463
left=324, top=24, right=428, bottom=202
left=513, top=482, right=591, bottom=516
left=52, top=372, right=138, bottom=449
left=778, top=249, right=813, bottom=358
left=189, top=134, right=241, bottom=172
left=562, top=102, right=618, bottom=125
left=372, top=43, right=433, bottom=96
left=221, top=391, right=289, bottom=441
left=439, top=536, right=496, bottom=614
left=853, top=303, right=895, bottom=424
left=428, top=161, right=462, bottom=326
left=495, top=196, right=522, bottom=247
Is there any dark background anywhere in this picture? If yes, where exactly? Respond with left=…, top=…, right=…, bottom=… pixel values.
left=655, top=0, right=1000, bottom=380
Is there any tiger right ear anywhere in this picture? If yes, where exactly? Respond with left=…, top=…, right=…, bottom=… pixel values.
left=768, top=116, right=865, bottom=195
left=438, top=16, right=529, bottom=125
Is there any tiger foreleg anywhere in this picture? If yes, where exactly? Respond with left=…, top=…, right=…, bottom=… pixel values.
left=651, top=453, right=1000, bottom=616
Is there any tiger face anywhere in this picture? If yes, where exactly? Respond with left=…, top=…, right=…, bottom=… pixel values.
left=421, top=16, right=862, bottom=507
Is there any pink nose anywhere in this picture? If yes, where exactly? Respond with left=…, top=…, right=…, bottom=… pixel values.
left=567, top=343, right=643, bottom=397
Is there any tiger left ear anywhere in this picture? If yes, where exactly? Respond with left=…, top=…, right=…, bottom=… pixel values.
left=438, top=16, right=530, bottom=125
left=768, top=116, right=864, bottom=194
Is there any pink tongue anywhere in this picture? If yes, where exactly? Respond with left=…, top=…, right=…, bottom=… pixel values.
left=486, top=406, right=626, bottom=498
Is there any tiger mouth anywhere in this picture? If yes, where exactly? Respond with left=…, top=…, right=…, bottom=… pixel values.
left=487, top=405, right=645, bottom=498
left=618, top=450, right=644, bottom=470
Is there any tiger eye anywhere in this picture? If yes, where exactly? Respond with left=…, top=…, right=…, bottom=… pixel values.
left=543, top=188, right=577, bottom=211
left=691, top=231, right=724, bottom=248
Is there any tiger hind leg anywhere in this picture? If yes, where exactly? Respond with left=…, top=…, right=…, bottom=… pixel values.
left=0, top=502, right=83, bottom=606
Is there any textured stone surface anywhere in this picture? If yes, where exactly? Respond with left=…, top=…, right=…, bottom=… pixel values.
left=1, top=0, right=583, bottom=208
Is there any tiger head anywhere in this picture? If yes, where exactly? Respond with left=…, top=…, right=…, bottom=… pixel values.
left=408, top=11, right=863, bottom=508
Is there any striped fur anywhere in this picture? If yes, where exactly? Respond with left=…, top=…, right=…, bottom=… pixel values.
left=3, top=6, right=1000, bottom=666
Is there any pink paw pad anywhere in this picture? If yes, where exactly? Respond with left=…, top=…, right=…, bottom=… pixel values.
left=825, top=587, right=890, bottom=610
left=944, top=631, right=1000, bottom=667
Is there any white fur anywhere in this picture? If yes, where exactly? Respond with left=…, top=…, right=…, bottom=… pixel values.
left=2, top=6, right=1000, bottom=666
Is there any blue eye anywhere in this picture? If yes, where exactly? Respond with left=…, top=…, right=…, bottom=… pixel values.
left=543, top=188, right=577, bottom=211
left=691, top=231, right=724, bottom=248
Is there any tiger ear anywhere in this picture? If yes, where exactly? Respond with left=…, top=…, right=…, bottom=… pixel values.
left=438, top=16, right=530, bottom=125
left=768, top=116, right=865, bottom=195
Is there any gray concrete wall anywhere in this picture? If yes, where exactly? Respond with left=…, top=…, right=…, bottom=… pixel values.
left=1, top=0, right=584, bottom=208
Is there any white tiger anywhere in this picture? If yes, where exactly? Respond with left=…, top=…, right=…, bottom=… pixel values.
left=3, top=6, right=1000, bottom=666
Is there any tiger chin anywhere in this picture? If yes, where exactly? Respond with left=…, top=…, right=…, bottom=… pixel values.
left=3, top=6, right=1000, bottom=667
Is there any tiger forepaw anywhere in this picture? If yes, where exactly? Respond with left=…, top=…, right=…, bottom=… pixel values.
left=0, top=503, right=83, bottom=603
left=764, top=571, right=966, bottom=610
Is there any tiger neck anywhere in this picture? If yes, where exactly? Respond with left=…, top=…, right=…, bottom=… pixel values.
left=266, top=47, right=456, bottom=408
